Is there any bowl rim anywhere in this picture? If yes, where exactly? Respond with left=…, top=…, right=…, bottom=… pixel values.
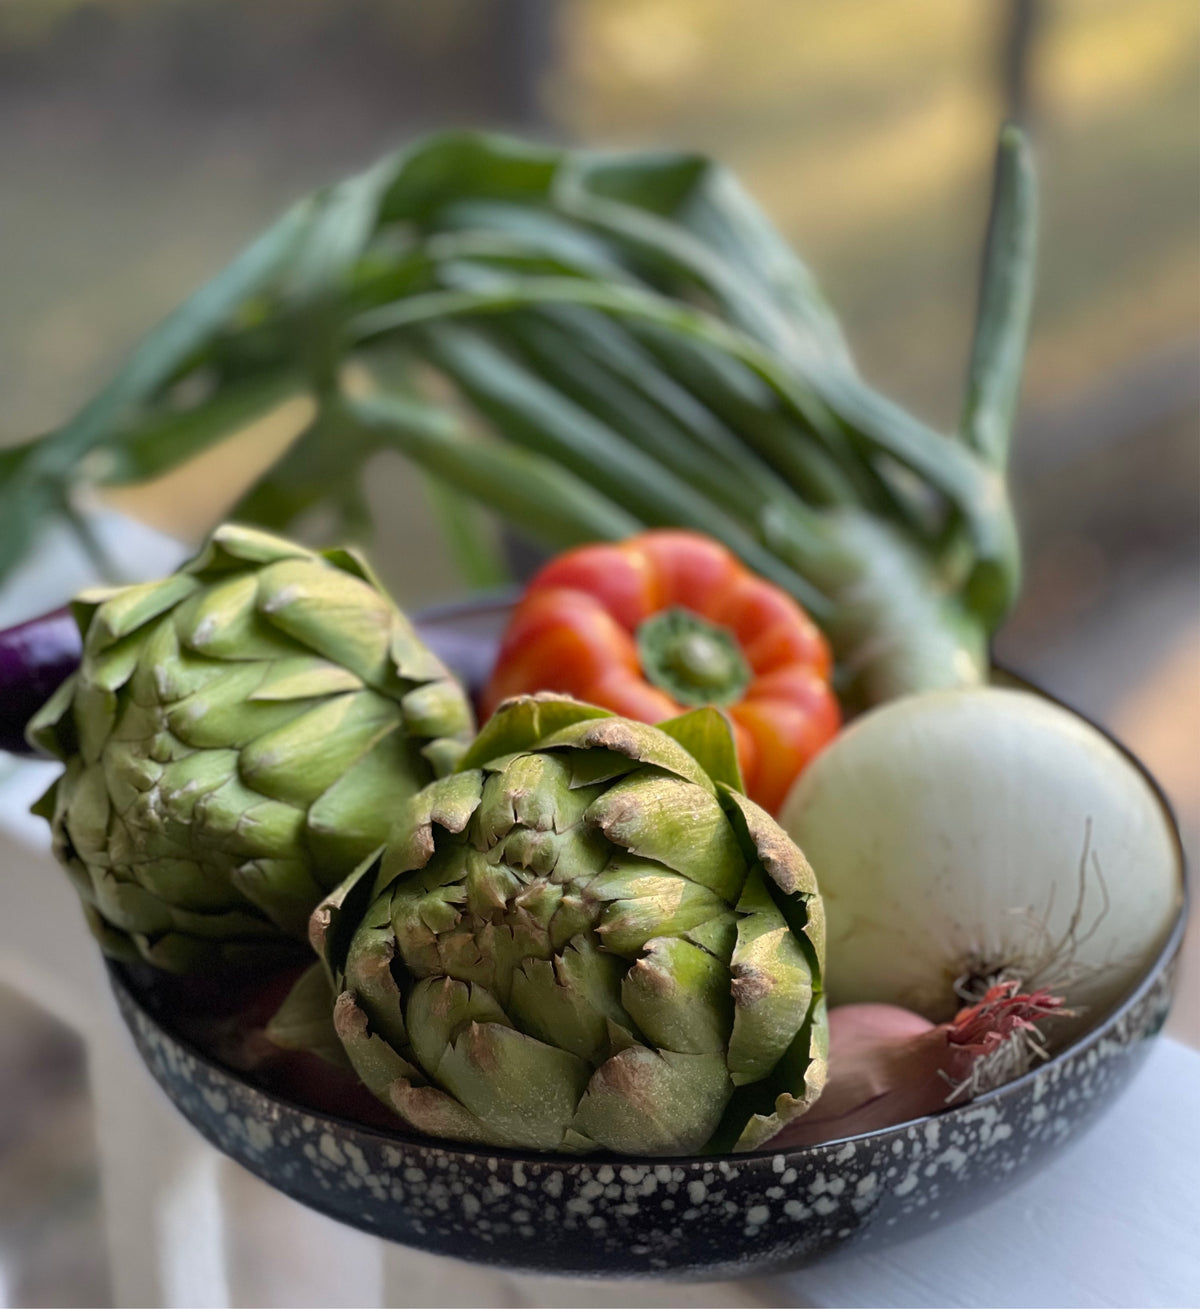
left=109, top=664, right=1190, bottom=1170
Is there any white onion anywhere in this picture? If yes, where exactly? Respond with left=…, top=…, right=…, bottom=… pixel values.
left=779, top=687, right=1183, bottom=1042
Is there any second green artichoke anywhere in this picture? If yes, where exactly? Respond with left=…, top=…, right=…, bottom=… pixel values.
left=313, top=694, right=827, bottom=1156
left=29, top=524, right=475, bottom=972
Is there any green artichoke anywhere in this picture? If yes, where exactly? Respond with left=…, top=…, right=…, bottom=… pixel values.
left=28, top=523, right=475, bottom=973
left=312, top=693, right=826, bottom=1156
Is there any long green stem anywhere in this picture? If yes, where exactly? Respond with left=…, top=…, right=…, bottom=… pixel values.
left=624, top=322, right=861, bottom=508
left=1, top=127, right=1034, bottom=717
left=342, top=393, right=643, bottom=550
left=351, top=277, right=1001, bottom=550
left=411, top=325, right=834, bottom=618
left=960, top=125, right=1038, bottom=469
left=499, top=315, right=784, bottom=527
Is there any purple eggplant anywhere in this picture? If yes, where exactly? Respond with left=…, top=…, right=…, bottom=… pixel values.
left=0, top=607, right=83, bottom=755
left=0, top=595, right=512, bottom=758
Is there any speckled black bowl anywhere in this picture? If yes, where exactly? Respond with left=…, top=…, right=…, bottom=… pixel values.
left=106, top=598, right=1189, bottom=1280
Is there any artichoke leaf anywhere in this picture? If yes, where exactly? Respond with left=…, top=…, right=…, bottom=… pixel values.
left=726, top=866, right=814, bottom=1087
left=457, top=693, right=612, bottom=771
left=329, top=989, right=423, bottom=1102
left=310, top=846, right=387, bottom=977
left=405, top=975, right=594, bottom=1150
left=719, top=783, right=825, bottom=968
left=70, top=680, right=120, bottom=764
left=387, top=1074, right=522, bottom=1150
left=440, top=1026, right=591, bottom=1151
left=536, top=715, right=716, bottom=796
left=170, top=764, right=305, bottom=857
left=586, top=769, right=745, bottom=901
left=265, top=962, right=352, bottom=1068
left=135, top=928, right=292, bottom=975
left=343, top=910, right=410, bottom=1050
left=382, top=770, right=483, bottom=879
left=718, top=785, right=819, bottom=898
left=561, top=747, right=641, bottom=789
left=239, top=690, right=399, bottom=806
left=386, top=849, right=471, bottom=978
left=620, top=936, right=732, bottom=1055
left=573, top=1046, right=731, bottom=1156
left=509, top=935, right=630, bottom=1064
left=400, top=679, right=473, bottom=742
left=77, top=574, right=199, bottom=651
left=729, top=996, right=828, bottom=1152
left=80, top=628, right=142, bottom=696
left=307, top=730, right=431, bottom=869
left=251, top=656, right=364, bottom=700
left=187, top=522, right=314, bottom=573
left=655, top=706, right=744, bottom=793
left=173, top=574, right=308, bottom=662
left=590, top=858, right=734, bottom=958
left=232, top=857, right=327, bottom=937
left=255, top=559, right=399, bottom=687
left=420, top=735, right=469, bottom=778
left=80, top=905, right=147, bottom=966
left=474, top=751, right=570, bottom=844
left=89, top=871, right=274, bottom=942
left=61, top=763, right=113, bottom=866
left=25, top=675, right=78, bottom=760
left=164, top=665, right=315, bottom=749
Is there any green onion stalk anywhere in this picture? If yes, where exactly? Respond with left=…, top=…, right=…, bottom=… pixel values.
left=0, top=127, right=1036, bottom=709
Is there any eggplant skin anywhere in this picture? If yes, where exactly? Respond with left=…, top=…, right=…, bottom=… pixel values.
left=0, top=607, right=81, bottom=755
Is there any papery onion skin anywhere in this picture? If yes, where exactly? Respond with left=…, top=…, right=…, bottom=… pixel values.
left=778, top=687, right=1182, bottom=1043
left=770, top=985, right=1066, bottom=1148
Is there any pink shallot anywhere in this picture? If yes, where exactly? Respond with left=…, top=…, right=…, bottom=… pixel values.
left=772, top=982, right=1067, bottom=1148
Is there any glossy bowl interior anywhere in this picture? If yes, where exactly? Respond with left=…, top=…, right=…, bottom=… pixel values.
left=106, top=598, right=1188, bottom=1280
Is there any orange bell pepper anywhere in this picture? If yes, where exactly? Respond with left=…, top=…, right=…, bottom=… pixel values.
left=483, top=530, right=841, bottom=813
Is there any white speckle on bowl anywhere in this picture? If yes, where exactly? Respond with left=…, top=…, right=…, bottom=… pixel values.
left=893, top=1167, right=920, bottom=1197
left=245, top=1119, right=273, bottom=1153
left=202, top=1089, right=228, bottom=1115
left=319, top=1133, right=346, bottom=1167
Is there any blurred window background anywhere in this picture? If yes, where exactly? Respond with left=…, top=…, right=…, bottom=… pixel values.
left=0, top=2, right=1195, bottom=1303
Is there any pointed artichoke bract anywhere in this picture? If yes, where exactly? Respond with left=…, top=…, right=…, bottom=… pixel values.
left=313, top=693, right=826, bottom=1156
left=27, top=523, right=475, bottom=972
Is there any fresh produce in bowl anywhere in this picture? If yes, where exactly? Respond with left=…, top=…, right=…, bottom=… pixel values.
left=0, top=575, right=1187, bottom=1277
left=94, top=610, right=1186, bottom=1278
left=0, top=110, right=1188, bottom=1276
left=306, top=692, right=827, bottom=1156
left=482, top=529, right=840, bottom=813
left=23, top=523, right=475, bottom=972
